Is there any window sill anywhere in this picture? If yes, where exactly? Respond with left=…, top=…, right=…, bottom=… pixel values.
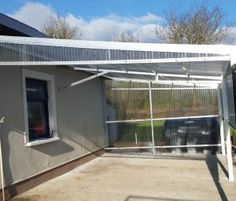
left=26, top=137, right=60, bottom=147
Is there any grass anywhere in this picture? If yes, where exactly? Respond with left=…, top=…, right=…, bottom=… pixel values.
left=117, top=120, right=165, bottom=142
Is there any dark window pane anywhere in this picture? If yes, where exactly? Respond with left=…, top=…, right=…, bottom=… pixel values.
left=26, top=78, right=50, bottom=141
left=26, top=78, right=48, bottom=100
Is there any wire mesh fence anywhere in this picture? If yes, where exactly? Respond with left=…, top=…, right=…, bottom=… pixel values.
left=105, top=80, right=220, bottom=154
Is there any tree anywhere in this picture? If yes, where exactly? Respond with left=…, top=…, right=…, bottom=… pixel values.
left=117, top=31, right=139, bottom=42
left=155, top=5, right=230, bottom=44
left=42, top=15, right=79, bottom=39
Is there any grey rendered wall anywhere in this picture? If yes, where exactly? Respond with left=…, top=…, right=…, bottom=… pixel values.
left=0, top=66, right=108, bottom=186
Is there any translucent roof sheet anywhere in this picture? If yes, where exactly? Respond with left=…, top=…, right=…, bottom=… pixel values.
left=0, top=35, right=233, bottom=84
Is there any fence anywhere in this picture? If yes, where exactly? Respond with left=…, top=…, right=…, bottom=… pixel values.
left=105, top=80, right=220, bottom=154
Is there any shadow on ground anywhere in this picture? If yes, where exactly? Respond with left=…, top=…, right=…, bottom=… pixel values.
left=206, top=155, right=229, bottom=201
left=105, top=153, right=231, bottom=201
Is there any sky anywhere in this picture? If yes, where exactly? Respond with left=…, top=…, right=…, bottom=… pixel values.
left=0, top=0, right=236, bottom=43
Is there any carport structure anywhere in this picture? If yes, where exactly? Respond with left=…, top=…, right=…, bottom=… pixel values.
left=0, top=35, right=235, bottom=182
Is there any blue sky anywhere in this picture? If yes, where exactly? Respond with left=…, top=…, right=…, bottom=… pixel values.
left=1, top=0, right=236, bottom=43
left=1, top=0, right=236, bottom=20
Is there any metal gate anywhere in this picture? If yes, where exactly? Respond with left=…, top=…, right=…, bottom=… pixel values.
left=105, top=80, right=221, bottom=154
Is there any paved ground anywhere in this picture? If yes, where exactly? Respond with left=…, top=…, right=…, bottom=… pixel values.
left=11, top=153, right=236, bottom=201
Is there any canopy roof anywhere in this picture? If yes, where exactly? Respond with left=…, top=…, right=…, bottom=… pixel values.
left=0, top=35, right=235, bottom=87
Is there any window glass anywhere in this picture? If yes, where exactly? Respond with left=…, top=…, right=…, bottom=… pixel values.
left=26, top=78, right=50, bottom=141
left=26, top=78, right=48, bottom=100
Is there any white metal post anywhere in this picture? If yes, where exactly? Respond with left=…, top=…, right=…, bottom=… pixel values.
left=217, top=86, right=226, bottom=155
left=220, top=119, right=226, bottom=155
left=149, top=82, right=155, bottom=154
left=225, top=123, right=234, bottom=182
left=135, top=133, right=138, bottom=145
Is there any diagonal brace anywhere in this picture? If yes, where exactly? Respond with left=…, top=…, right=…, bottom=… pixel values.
left=59, top=71, right=108, bottom=91
left=71, top=71, right=108, bottom=87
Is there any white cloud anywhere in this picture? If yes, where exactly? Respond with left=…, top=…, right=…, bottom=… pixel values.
left=9, top=2, right=56, bottom=30
left=11, top=2, right=235, bottom=44
left=9, top=2, right=161, bottom=42
left=227, top=27, right=236, bottom=45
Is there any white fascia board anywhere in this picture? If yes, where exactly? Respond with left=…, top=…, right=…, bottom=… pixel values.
left=1, top=56, right=229, bottom=66
left=0, top=35, right=235, bottom=55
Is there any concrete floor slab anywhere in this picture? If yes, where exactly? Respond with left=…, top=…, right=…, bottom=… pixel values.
left=11, top=153, right=236, bottom=201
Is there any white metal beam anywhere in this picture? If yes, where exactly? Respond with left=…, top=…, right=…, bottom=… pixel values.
left=59, top=71, right=108, bottom=90
left=217, top=87, right=226, bottom=155
left=105, top=144, right=222, bottom=150
left=75, top=67, right=155, bottom=76
left=106, top=77, right=220, bottom=88
left=70, top=71, right=108, bottom=87
left=159, top=73, right=222, bottom=80
left=111, top=87, right=217, bottom=91
left=156, top=80, right=221, bottom=85
left=0, top=56, right=230, bottom=66
left=220, top=119, right=226, bottom=155
left=74, top=67, right=222, bottom=81
left=106, top=114, right=219, bottom=124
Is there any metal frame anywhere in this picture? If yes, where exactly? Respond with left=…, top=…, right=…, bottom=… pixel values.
left=0, top=35, right=234, bottom=182
left=70, top=71, right=108, bottom=87
left=59, top=71, right=109, bottom=91
left=74, top=68, right=222, bottom=81
left=148, top=82, right=155, bottom=154
left=217, top=86, right=226, bottom=155
left=106, top=79, right=234, bottom=183
left=106, top=114, right=219, bottom=124
left=106, top=82, right=221, bottom=160
left=75, top=68, right=220, bottom=79
left=111, top=87, right=217, bottom=91
left=106, top=77, right=220, bottom=88
left=105, top=144, right=222, bottom=150
left=221, top=75, right=235, bottom=182
left=225, top=123, right=234, bottom=182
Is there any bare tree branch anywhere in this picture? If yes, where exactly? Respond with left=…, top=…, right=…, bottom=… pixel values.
left=155, top=5, right=231, bottom=44
left=117, top=31, right=139, bottom=42
left=42, top=15, right=80, bottom=39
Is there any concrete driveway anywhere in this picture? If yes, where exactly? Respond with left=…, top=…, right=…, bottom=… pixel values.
left=11, top=153, right=236, bottom=201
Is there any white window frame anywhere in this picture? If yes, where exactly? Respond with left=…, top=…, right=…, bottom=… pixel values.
left=22, top=68, right=59, bottom=146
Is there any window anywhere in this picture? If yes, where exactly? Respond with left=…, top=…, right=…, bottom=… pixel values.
left=22, top=69, right=58, bottom=146
left=26, top=78, right=50, bottom=141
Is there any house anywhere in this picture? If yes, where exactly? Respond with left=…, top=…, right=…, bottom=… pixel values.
left=0, top=13, right=107, bottom=200
left=0, top=12, right=235, bottom=200
left=0, top=13, right=46, bottom=37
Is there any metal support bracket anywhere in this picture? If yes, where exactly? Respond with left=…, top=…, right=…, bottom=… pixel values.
left=59, top=71, right=108, bottom=91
